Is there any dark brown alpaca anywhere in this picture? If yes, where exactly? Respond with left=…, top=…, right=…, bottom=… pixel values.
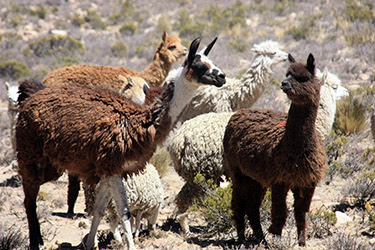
left=223, top=53, right=327, bottom=246
left=16, top=37, right=225, bottom=250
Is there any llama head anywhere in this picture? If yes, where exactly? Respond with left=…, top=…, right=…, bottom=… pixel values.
left=251, top=40, right=288, bottom=66
left=317, top=67, right=348, bottom=101
left=281, top=53, right=321, bottom=106
left=183, top=37, right=226, bottom=87
left=158, top=31, right=187, bottom=64
left=5, top=82, right=19, bottom=110
left=119, top=75, right=149, bottom=105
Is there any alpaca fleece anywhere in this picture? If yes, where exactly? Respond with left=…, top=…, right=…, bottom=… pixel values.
left=17, top=82, right=174, bottom=186
left=223, top=54, right=327, bottom=246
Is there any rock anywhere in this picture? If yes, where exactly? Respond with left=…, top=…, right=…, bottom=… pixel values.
left=335, top=211, right=352, bottom=225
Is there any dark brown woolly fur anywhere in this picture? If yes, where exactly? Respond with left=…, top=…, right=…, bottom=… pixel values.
left=223, top=54, right=327, bottom=246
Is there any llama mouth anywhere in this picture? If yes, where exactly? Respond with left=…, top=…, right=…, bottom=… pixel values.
left=199, top=74, right=226, bottom=87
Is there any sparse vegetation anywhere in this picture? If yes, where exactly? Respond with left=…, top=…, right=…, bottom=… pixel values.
left=111, top=40, right=128, bottom=57
left=308, top=206, right=337, bottom=238
left=150, top=146, right=170, bottom=178
left=0, top=60, right=31, bottom=80
left=119, top=23, right=138, bottom=36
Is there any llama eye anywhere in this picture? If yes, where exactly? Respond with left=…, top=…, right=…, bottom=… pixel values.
left=296, top=76, right=309, bottom=82
left=168, top=45, right=176, bottom=50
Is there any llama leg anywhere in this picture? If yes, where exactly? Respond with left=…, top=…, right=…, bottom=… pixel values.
left=245, top=179, right=267, bottom=243
left=147, top=205, right=161, bottom=231
left=175, top=182, right=201, bottom=233
left=292, top=185, right=316, bottom=246
left=85, top=179, right=112, bottom=250
left=107, top=200, right=123, bottom=242
left=23, top=179, right=43, bottom=249
left=134, top=211, right=144, bottom=237
left=231, top=175, right=247, bottom=242
left=67, top=174, right=80, bottom=215
left=108, top=175, right=136, bottom=250
left=268, top=183, right=288, bottom=236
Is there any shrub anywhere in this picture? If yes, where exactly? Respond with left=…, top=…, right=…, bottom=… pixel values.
left=23, top=35, right=85, bottom=57
left=228, top=38, right=248, bottom=52
left=119, top=23, right=138, bottom=36
left=285, top=13, right=322, bottom=41
left=343, top=0, right=374, bottom=23
left=191, top=173, right=233, bottom=235
left=344, top=25, right=375, bottom=46
left=54, top=56, right=81, bottom=67
left=308, top=206, right=337, bottom=238
left=325, top=134, right=348, bottom=183
left=179, top=22, right=204, bottom=39
left=0, top=223, right=27, bottom=250
left=111, top=40, right=128, bottom=57
left=72, top=13, right=85, bottom=27
left=29, top=6, right=47, bottom=19
left=345, top=172, right=375, bottom=206
left=325, top=232, right=368, bottom=250
left=0, top=60, right=31, bottom=80
left=85, top=10, right=106, bottom=30
left=333, top=95, right=366, bottom=134
left=156, top=14, right=171, bottom=33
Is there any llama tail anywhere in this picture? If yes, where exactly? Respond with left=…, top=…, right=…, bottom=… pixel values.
left=17, top=79, right=45, bottom=105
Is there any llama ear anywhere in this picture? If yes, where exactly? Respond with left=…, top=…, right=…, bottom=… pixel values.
left=143, top=83, right=149, bottom=94
left=306, top=53, right=315, bottom=75
left=161, top=31, right=167, bottom=46
left=187, top=37, right=201, bottom=67
left=203, top=37, right=217, bottom=56
left=288, top=53, right=296, bottom=63
left=5, top=81, right=10, bottom=91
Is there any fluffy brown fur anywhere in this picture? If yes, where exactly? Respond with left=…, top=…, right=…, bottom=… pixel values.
left=16, top=37, right=225, bottom=249
left=223, top=54, right=327, bottom=246
left=42, top=31, right=186, bottom=88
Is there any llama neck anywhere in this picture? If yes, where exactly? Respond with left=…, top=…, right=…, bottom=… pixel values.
left=224, top=54, right=273, bottom=110
left=140, top=52, right=171, bottom=87
left=284, top=102, right=320, bottom=146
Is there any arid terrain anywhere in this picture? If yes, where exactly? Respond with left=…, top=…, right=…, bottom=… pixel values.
left=0, top=0, right=375, bottom=249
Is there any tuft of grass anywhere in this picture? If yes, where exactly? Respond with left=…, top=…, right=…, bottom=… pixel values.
left=345, top=172, right=375, bottom=206
left=0, top=223, right=27, bottom=250
left=343, top=0, right=375, bottom=23
left=191, top=173, right=233, bottom=235
left=325, top=232, right=369, bottom=250
left=285, top=13, right=323, bottom=41
left=23, top=35, right=85, bottom=58
left=333, top=95, right=366, bottom=135
left=84, top=10, right=106, bottom=30
left=308, top=206, right=337, bottom=239
left=0, top=60, right=31, bottom=80
left=29, top=6, right=48, bottom=19
left=149, top=146, right=170, bottom=178
left=156, top=14, right=171, bottom=33
left=111, top=40, right=128, bottom=58
left=119, top=23, right=138, bottom=36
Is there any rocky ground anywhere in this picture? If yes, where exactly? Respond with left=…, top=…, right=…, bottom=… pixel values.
left=0, top=0, right=375, bottom=249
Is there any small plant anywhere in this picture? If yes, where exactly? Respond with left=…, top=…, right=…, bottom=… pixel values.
left=333, top=95, right=366, bottom=135
left=343, top=0, right=374, bottom=23
left=111, top=40, right=128, bottom=57
left=345, top=172, right=375, bottom=206
left=365, top=202, right=375, bottom=230
left=285, top=13, right=322, bottom=41
left=72, top=13, right=85, bottom=27
left=325, top=232, right=368, bottom=250
left=149, top=146, right=170, bottom=178
left=156, top=14, right=171, bottom=33
left=0, top=223, right=27, bottom=250
left=29, top=6, right=47, bottom=19
left=308, top=205, right=337, bottom=238
left=0, top=60, right=31, bottom=80
left=85, top=10, right=106, bottom=30
left=228, top=38, right=248, bottom=52
left=23, top=35, right=85, bottom=57
left=191, top=173, right=233, bottom=235
left=119, top=23, right=138, bottom=36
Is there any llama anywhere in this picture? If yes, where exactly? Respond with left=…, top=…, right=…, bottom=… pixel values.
left=223, top=53, right=327, bottom=246
left=16, top=37, right=225, bottom=250
left=42, top=31, right=187, bottom=89
left=177, top=40, right=288, bottom=123
left=168, top=66, right=347, bottom=233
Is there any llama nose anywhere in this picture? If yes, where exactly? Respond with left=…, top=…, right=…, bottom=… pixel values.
left=281, top=79, right=291, bottom=91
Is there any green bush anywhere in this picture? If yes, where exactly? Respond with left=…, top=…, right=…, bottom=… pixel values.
left=85, top=10, right=106, bottom=30
left=285, top=13, right=322, bottom=40
left=29, top=6, right=47, bottom=19
left=156, top=14, right=171, bottom=33
left=179, top=22, right=204, bottom=39
left=149, top=146, right=170, bottom=178
left=333, top=95, right=366, bottom=134
left=191, top=173, right=233, bottom=234
left=308, top=206, right=337, bottom=238
left=119, top=23, right=138, bottom=36
left=344, top=0, right=374, bottom=23
left=23, top=35, right=85, bottom=57
left=72, top=13, right=85, bottom=27
left=228, top=38, right=248, bottom=52
left=111, top=40, right=128, bottom=57
left=0, top=60, right=31, bottom=80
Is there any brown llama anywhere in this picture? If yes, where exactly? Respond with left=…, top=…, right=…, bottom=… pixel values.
left=16, top=37, right=225, bottom=250
left=42, top=31, right=187, bottom=89
left=223, top=53, right=327, bottom=246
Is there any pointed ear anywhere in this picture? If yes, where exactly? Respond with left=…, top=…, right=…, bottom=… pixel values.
left=203, top=37, right=217, bottom=56
left=5, top=82, right=10, bottom=91
left=307, top=53, right=315, bottom=75
left=288, top=53, right=296, bottom=63
left=161, top=31, right=167, bottom=46
left=187, top=37, right=201, bottom=67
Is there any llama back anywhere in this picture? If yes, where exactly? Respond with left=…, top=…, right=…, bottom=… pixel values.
left=43, top=65, right=136, bottom=90
left=16, top=84, right=157, bottom=184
